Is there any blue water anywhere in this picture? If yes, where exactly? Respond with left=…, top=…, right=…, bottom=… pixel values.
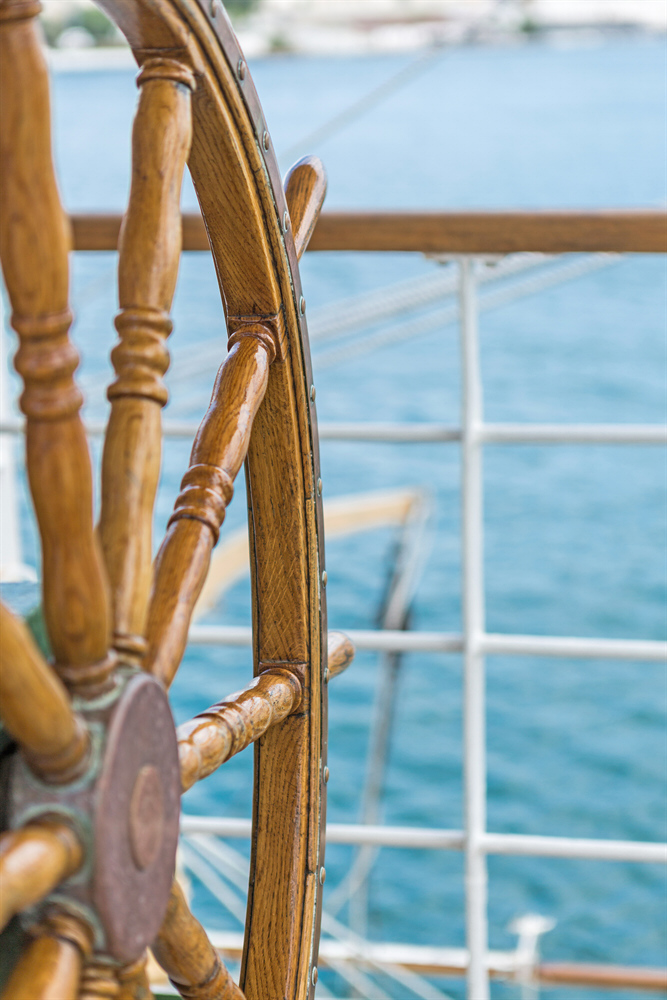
left=4, top=33, right=667, bottom=1000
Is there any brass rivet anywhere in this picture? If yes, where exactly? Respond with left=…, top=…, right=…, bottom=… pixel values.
left=319, top=867, right=326, bottom=885
left=317, top=478, right=322, bottom=496
left=312, top=968, right=318, bottom=985
left=209, top=0, right=217, bottom=13
left=263, top=130, right=270, bottom=151
left=283, top=210, right=290, bottom=232
left=321, top=570, right=327, bottom=586
left=237, top=59, right=246, bottom=80
left=310, top=384, right=316, bottom=402
left=324, top=667, right=330, bottom=684
left=300, top=295, right=306, bottom=315
left=323, top=765, right=330, bottom=783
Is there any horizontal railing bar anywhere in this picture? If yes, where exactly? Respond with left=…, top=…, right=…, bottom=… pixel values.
left=187, top=624, right=667, bottom=662
left=180, top=816, right=666, bottom=863
left=483, top=633, right=667, bottom=661
left=481, top=423, right=667, bottom=445
left=68, top=210, right=667, bottom=254
left=318, top=422, right=462, bottom=442
left=0, top=418, right=194, bottom=438
left=481, top=832, right=667, bottom=863
left=3, top=419, right=665, bottom=446
left=204, top=928, right=667, bottom=990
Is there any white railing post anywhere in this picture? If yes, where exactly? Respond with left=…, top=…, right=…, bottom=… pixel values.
left=459, top=256, right=490, bottom=1000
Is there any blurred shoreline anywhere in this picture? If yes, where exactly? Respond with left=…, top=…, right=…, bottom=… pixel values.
left=40, top=0, right=667, bottom=67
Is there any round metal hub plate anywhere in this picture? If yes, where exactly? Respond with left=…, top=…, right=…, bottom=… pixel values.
left=93, top=672, right=180, bottom=962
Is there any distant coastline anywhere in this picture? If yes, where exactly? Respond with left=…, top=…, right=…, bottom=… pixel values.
left=41, top=0, right=667, bottom=63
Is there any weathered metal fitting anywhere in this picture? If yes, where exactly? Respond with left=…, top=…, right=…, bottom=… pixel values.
left=25, top=713, right=91, bottom=786
left=8, top=671, right=180, bottom=963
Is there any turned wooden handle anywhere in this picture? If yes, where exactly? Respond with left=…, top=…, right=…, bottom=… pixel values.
left=284, top=155, right=327, bottom=260
left=152, top=881, right=244, bottom=1000
left=144, top=332, right=273, bottom=688
left=0, top=5, right=112, bottom=696
left=79, top=962, right=122, bottom=999
left=99, top=59, right=195, bottom=665
left=178, top=667, right=303, bottom=792
left=327, top=630, right=355, bottom=680
left=0, top=909, right=93, bottom=1000
left=0, top=821, right=84, bottom=933
left=0, top=603, right=89, bottom=782
left=117, top=955, right=153, bottom=1000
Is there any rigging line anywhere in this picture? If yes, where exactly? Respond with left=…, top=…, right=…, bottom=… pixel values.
left=321, top=912, right=455, bottom=1000
left=189, top=834, right=452, bottom=1000
left=179, top=842, right=248, bottom=925
left=313, top=252, right=620, bottom=369
left=278, top=45, right=446, bottom=162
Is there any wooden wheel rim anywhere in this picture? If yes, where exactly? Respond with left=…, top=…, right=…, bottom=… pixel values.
left=1, top=1, right=328, bottom=997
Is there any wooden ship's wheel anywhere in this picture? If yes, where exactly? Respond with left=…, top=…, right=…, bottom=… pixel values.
left=0, top=0, right=353, bottom=997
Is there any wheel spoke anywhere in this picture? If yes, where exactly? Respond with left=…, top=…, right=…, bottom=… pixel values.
left=0, top=0, right=112, bottom=697
left=78, top=961, right=121, bottom=999
left=152, top=881, right=244, bottom=1000
left=99, top=58, right=194, bottom=666
left=178, top=666, right=302, bottom=792
left=284, top=156, right=327, bottom=260
left=144, top=330, right=276, bottom=689
left=118, top=955, right=153, bottom=1000
left=327, top=631, right=355, bottom=680
left=0, top=821, right=83, bottom=932
left=0, top=603, right=89, bottom=782
left=0, top=909, right=93, bottom=1000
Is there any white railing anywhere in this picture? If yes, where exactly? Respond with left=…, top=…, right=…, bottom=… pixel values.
left=2, top=246, right=665, bottom=997
left=179, top=254, right=666, bottom=999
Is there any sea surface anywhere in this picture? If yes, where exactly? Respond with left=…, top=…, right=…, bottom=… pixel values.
left=3, top=32, right=667, bottom=1000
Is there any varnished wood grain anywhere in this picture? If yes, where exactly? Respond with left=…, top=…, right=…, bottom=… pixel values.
left=144, top=332, right=272, bottom=689
left=2, top=2, right=328, bottom=997
left=0, top=821, right=83, bottom=932
left=283, top=156, right=327, bottom=260
left=0, top=910, right=92, bottom=1000
left=178, top=667, right=302, bottom=792
left=99, top=59, right=194, bottom=665
left=117, top=956, right=153, bottom=1000
left=152, top=881, right=244, bottom=999
left=69, top=209, right=667, bottom=254
left=307, top=210, right=667, bottom=254
left=79, top=962, right=121, bottom=999
left=0, top=603, right=89, bottom=782
left=327, top=631, right=355, bottom=680
left=0, top=4, right=112, bottom=696
left=537, top=963, right=667, bottom=991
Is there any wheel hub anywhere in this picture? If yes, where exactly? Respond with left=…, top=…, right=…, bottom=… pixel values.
left=8, top=670, right=180, bottom=963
